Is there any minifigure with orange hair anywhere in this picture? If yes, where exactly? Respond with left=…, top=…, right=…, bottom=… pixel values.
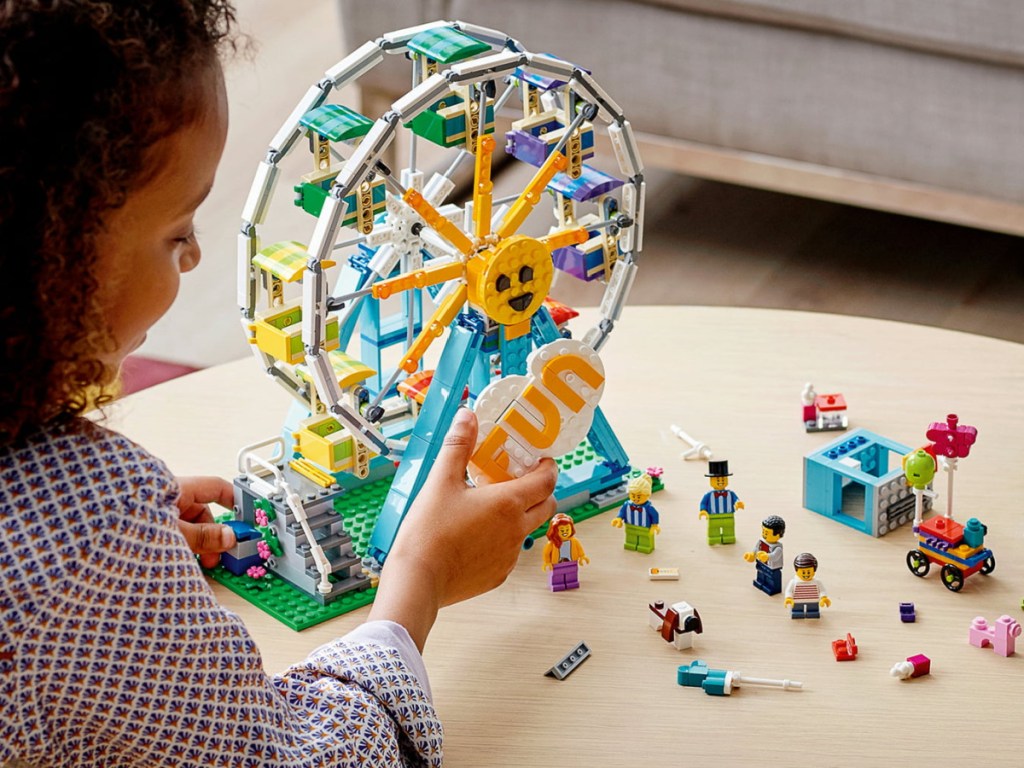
left=542, top=513, right=590, bottom=591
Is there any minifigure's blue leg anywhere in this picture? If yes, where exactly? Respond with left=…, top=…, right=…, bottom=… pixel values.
left=367, top=323, right=483, bottom=565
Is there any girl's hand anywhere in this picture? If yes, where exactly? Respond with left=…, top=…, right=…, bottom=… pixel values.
left=175, top=475, right=236, bottom=568
left=370, top=408, right=558, bottom=650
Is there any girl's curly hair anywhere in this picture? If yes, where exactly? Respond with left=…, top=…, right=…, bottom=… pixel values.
left=0, top=0, right=237, bottom=444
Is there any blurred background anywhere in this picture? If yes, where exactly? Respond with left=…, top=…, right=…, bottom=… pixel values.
left=133, top=0, right=1024, bottom=387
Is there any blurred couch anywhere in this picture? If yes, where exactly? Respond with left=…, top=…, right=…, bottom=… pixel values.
left=339, top=0, right=1024, bottom=236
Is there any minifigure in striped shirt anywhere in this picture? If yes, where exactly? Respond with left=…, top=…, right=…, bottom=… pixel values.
left=698, top=460, right=745, bottom=545
left=612, top=473, right=661, bottom=553
left=784, top=552, right=832, bottom=619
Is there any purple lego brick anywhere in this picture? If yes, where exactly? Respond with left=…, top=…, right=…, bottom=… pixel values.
left=552, top=243, right=608, bottom=282
left=506, top=129, right=549, bottom=167
left=549, top=164, right=624, bottom=202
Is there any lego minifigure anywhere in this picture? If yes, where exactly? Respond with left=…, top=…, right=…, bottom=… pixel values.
left=784, top=552, right=831, bottom=619
left=743, top=515, right=785, bottom=596
left=612, top=473, right=660, bottom=553
left=698, top=460, right=743, bottom=545
left=542, top=513, right=590, bottom=591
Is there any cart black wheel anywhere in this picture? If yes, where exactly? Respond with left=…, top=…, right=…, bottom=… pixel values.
left=980, top=554, right=995, bottom=575
left=906, top=550, right=930, bottom=577
left=941, top=564, right=964, bottom=592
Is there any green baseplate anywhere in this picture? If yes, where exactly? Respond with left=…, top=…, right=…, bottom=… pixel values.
left=207, top=440, right=663, bottom=631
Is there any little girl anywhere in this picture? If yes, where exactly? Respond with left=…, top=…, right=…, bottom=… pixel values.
left=0, top=3, right=557, bottom=766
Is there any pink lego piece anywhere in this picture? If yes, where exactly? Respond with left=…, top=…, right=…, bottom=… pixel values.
left=968, top=616, right=1021, bottom=657
left=926, top=413, right=978, bottom=459
left=891, top=653, right=931, bottom=679
left=907, top=654, right=930, bottom=677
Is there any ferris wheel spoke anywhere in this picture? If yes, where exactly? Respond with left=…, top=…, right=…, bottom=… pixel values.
left=472, top=133, right=496, bottom=242
left=496, top=150, right=567, bottom=240
left=370, top=260, right=465, bottom=300
left=539, top=226, right=589, bottom=252
left=398, top=284, right=468, bottom=374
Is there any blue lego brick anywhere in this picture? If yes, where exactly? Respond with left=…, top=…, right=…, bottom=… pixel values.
left=499, top=330, right=531, bottom=376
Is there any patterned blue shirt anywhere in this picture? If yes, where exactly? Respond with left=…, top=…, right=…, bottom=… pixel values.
left=0, top=419, right=443, bottom=767
left=616, top=500, right=659, bottom=528
left=700, top=489, right=740, bottom=515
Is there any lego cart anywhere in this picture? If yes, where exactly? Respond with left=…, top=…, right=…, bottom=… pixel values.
left=906, top=514, right=995, bottom=592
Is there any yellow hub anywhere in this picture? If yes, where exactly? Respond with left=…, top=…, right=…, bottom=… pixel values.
left=466, top=234, right=553, bottom=326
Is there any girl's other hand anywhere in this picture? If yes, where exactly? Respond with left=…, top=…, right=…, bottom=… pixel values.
left=175, top=475, right=237, bottom=568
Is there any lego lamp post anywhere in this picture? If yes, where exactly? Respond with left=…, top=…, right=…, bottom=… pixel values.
left=925, top=414, right=977, bottom=519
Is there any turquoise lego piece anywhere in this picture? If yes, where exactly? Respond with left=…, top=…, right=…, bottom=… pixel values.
left=803, top=428, right=925, bottom=537
left=678, top=660, right=710, bottom=687
left=368, top=322, right=484, bottom=565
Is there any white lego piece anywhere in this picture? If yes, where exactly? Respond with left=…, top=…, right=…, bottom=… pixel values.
left=525, top=52, right=576, bottom=78
left=268, top=83, right=330, bottom=157
left=598, top=258, right=636, bottom=323
left=301, top=262, right=327, bottom=351
left=572, top=70, right=624, bottom=123
left=446, top=51, right=525, bottom=84
left=890, top=661, right=914, bottom=680
left=334, top=114, right=399, bottom=196
left=727, top=673, right=803, bottom=693
left=468, top=339, right=605, bottom=485
left=581, top=323, right=610, bottom=352
left=621, top=180, right=645, bottom=253
left=325, top=40, right=385, bottom=88
left=381, top=20, right=451, bottom=49
left=367, top=243, right=399, bottom=279
left=306, top=193, right=347, bottom=263
left=241, top=160, right=279, bottom=226
left=237, top=229, right=259, bottom=313
left=451, top=20, right=510, bottom=48
left=670, top=425, right=713, bottom=461
left=306, top=350, right=345, bottom=410
left=608, top=120, right=644, bottom=178
left=648, top=567, right=680, bottom=581
left=391, top=73, right=450, bottom=122
left=418, top=228, right=459, bottom=261
left=362, top=226, right=392, bottom=248
left=400, top=168, right=424, bottom=192
left=423, top=171, right=456, bottom=207
left=282, top=487, right=333, bottom=595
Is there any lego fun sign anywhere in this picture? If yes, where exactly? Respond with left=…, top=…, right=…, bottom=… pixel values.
left=469, top=339, right=605, bottom=485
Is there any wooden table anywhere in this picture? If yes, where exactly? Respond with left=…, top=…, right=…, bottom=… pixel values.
left=110, top=306, right=1024, bottom=766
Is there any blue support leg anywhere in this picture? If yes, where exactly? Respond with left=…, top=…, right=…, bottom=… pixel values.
left=367, top=322, right=483, bottom=565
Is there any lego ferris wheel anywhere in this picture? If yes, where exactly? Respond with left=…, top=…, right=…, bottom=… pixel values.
left=236, top=20, right=645, bottom=584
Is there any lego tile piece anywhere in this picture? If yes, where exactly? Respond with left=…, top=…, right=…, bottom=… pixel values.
left=545, top=642, right=591, bottom=680
left=648, top=567, right=680, bottom=581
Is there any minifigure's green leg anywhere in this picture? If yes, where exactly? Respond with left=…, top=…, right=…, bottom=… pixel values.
left=625, top=524, right=654, bottom=553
